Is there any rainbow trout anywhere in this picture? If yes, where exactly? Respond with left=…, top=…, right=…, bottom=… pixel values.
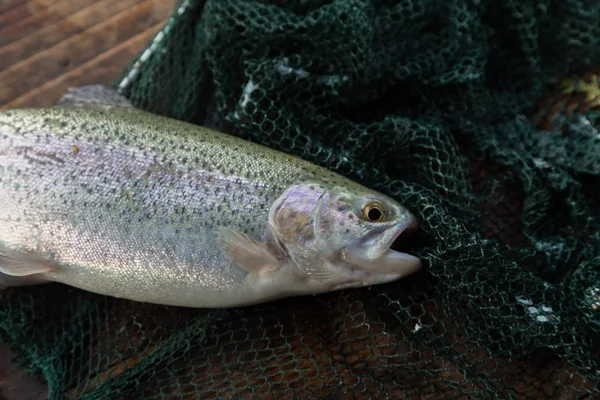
left=0, top=85, right=421, bottom=308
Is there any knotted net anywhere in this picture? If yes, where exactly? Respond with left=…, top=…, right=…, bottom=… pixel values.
left=1, top=1, right=600, bottom=398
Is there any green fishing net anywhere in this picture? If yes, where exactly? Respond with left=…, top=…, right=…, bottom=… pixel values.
left=2, top=0, right=600, bottom=398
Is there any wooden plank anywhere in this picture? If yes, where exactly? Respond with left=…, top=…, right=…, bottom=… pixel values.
left=2, top=20, right=165, bottom=109
left=0, top=0, right=29, bottom=14
left=0, top=0, right=145, bottom=71
left=0, top=0, right=172, bottom=106
left=0, top=342, right=48, bottom=400
left=0, top=0, right=63, bottom=36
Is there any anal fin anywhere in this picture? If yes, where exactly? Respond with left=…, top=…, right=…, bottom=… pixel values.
left=55, top=85, right=134, bottom=108
left=216, top=227, right=283, bottom=275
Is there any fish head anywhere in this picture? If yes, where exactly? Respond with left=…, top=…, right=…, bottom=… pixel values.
left=268, top=182, right=422, bottom=292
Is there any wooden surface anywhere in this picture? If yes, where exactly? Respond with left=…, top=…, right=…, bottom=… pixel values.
left=0, top=0, right=174, bottom=110
left=0, top=1, right=174, bottom=398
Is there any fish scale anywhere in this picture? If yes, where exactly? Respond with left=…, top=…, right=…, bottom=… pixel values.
left=0, top=86, right=421, bottom=308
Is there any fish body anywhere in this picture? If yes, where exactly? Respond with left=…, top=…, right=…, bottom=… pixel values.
left=0, top=85, right=421, bottom=308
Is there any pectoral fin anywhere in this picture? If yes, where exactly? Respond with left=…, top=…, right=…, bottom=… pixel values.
left=283, top=242, right=338, bottom=281
left=55, top=85, right=134, bottom=108
left=0, top=245, right=57, bottom=289
left=216, top=227, right=283, bottom=275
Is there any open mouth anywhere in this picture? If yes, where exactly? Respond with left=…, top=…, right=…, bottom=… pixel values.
left=389, top=218, right=420, bottom=254
left=340, top=215, right=423, bottom=277
left=365, top=216, right=421, bottom=277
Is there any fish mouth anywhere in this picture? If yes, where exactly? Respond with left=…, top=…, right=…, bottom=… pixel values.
left=339, top=214, right=422, bottom=279
left=375, top=215, right=422, bottom=276
left=389, top=216, right=420, bottom=254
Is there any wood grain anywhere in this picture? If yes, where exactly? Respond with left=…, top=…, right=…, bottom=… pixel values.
left=0, top=0, right=29, bottom=15
left=0, top=0, right=173, bottom=109
left=4, top=20, right=165, bottom=109
left=0, top=0, right=133, bottom=70
left=0, top=0, right=75, bottom=44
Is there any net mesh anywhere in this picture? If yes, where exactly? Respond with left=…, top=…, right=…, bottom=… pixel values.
left=2, top=0, right=600, bottom=398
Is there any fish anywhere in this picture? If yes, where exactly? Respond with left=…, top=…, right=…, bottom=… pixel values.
left=0, top=85, right=422, bottom=308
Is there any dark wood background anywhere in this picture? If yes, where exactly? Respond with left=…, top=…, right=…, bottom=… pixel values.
left=0, top=0, right=173, bottom=110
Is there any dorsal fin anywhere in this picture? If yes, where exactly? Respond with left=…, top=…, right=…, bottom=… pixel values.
left=55, top=85, right=134, bottom=108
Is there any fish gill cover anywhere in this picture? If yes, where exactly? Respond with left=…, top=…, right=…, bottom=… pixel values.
left=2, top=0, right=600, bottom=398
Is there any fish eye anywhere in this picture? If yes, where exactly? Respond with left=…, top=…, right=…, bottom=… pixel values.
left=363, top=202, right=385, bottom=222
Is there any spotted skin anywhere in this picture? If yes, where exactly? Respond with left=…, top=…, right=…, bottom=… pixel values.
left=0, top=95, right=421, bottom=308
